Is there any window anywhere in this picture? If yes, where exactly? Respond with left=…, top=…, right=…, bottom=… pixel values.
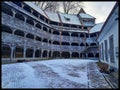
left=101, top=43, right=104, bottom=61
left=104, top=40, right=108, bottom=61
left=64, top=16, right=70, bottom=21
left=109, top=35, right=115, bottom=63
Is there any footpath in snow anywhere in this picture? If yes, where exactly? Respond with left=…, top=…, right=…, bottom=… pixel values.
left=2, top=59, right=111, bottom=88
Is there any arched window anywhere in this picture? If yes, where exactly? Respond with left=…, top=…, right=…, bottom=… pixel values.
left=43, top=50, right=47, bottom=57
left=26, top=33, right=34, bottom=39
left=2, top=25, right=12, bottom=33
left=35, top=49, right=41, bottom=57
left=80, top=33, right=84, bottom=37
left=71, top=43, right=79, bottom=46
left=36, top=36, right=41, bottom=41
left=43, top=38, right=48, bottom=43
left=26, top=48, right=33, bottom=57
left=53, top=30, right=59, bottom=35
left=71, top=32, right=78, bottom=37
left=2, top=44, right=11, bottom=58
left=23, top=4, right=31, bottom=13
left=14, top=30, right=24, bottom=37
left=90, top=43, right=97, bottom=46
left=62, top=42, right=70, bottom=45
left=26, top=18, right=34, bottom=26
left=88, top=53, right=94, bottom=57
left=61, top=31, right=69, bottom=36
left=15, top=13, right=24, bottom=21
left=2, top=4, right=13, bottom=16
left=53, top=51, right=60, bottom=58
left=53, top=41, right=60, bottom=45
left=15, top=46, right=23, bottom=58
left=72, top=52, right=79, bottom=58
left=80, top=43, right=85, bottom=46
left=62, top=52, right=70, bottom=58
left=36, top=23, right=41, bottom=29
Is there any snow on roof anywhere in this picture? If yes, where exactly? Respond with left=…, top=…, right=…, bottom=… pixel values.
left=89, top=22, right=104, bottom=33
left=79, top=13, right=95, bottom=19
left=24, top=2, right=48, bottom=18
left=45, top=11, right=60, bottom=22
left=63, top=29, right=88, bottom=33
left=59, top=13, right=81, bottom=25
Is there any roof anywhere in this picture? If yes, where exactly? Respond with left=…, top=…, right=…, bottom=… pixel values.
left=45, top=11, right=60, bottom=22
left=89, top=22, right=104, bottom=33
left=78, top=8, right=86, bottom=14
left=59, top=13, right=81, bottom=25
left=24, top=2, right=48, bottom=18
left=79, top=13, right=95, bottom=19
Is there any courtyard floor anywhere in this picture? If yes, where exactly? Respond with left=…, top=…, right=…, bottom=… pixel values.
left=2, top=59, right=112, bottom=88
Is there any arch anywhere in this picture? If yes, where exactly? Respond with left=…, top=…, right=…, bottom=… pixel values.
left=62, top=42, right=70, bottom=45
left=53, top=30, right=59, bottom=35
left=43, top=26, right=48, bottom=32
left=23, top=4, right=31, bottom=13
left=50, top=21, right=58, bottom=25
left=72, top=52, right=79, bottom=58
left=2, top=3, right=13, bottom=16
left=2, top=25, right=12, bottom=33
left=90, top=43, right=97, bottom=46
left=95, top=53, right=99, bottom=58
left=35, top=49, right=41, bottom=58
left=14, top=30, right=24, bottom=37
left=15, top=46, right=24, bottom=58
left=12, top=1, right=22, bottom=7
left=85, top=33, right=89, bottom=38
left=26, top=48, right=33, bottom=57
left=2, top=44, right=11, bottom=58
left=26, top=18, right=34, bottom=26
left=53, top=51, right=60, bottom=58
left=61, top=31, right=69, bottom=36
left=15, top=12, right=24, bottom=21
left=90, top=33, right=97, bottom=37
left=53, top=41, right=60, bottom=45
left=88, top=53, right=94, bottom=57
left=49, top=51, right=51, bottom=58
left=71, top=32, right=78, bottom=37
left=40, top=15, right=44, bottom=21
left=49, top=29, right=52, bottom=34
left=36, top=23, right=41, bottom=29
left=43, top=50, right=47, bottom=57
left=62, top=52, right=70, bottom=58
left=43, top=38, right=48, bottom=43
left=33, top=10, right=38, bottom=17
left=49, top=40, right=51, bottom=44
left=26, top=33, right=34, bottom=39
left=36, top=36, right=41, bottom=41
left=80, top=33, right=85, bottom=37
left=86, top=43, right=89, bottom=47
left=80, top=43, right=85, bottom=46
left=71, top=25, right=77, bottom=28
left=71, top=43, right=79, bottom=46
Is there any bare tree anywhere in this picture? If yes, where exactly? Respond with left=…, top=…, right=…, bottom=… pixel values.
left=33, top=1, right=84, bottom=14
left=62, top=1, right=84, bottom=14
left=33, top=1, right=59, bottom=12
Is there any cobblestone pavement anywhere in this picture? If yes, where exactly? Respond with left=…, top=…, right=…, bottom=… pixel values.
left=2, top=60, right=114, bottom=88
left=87, top=62, right=112, bottom=88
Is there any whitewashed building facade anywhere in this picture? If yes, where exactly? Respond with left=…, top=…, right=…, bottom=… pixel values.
left=2, top=1, right=104, bottom=62
left=97, top=2, right=119, bottom=71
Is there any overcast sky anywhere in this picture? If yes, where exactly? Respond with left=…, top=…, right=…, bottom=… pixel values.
left=59, top=1, right=116, bottom=24
left=83, top=2, right=116, bottom=23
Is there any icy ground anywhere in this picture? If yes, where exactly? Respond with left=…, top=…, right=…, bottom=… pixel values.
left=2, top=59, right=111, bottom=88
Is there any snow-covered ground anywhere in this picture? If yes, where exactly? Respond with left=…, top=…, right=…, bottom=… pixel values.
left=2, top=59, right=111, bottom=88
